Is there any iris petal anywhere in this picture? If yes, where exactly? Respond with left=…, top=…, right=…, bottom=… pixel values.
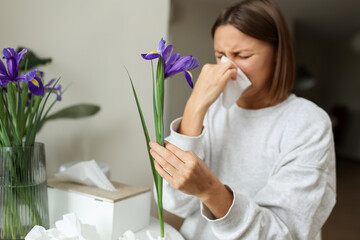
left=157, top=38, right=166, bottom=55
left=2, top=48, right=11, bottom=59
left=18, top=48, right=27, bottom=60
left=184, top=71, right=194, bottom=88
left=163, top=45, right=173, bottom=62
left=25, top=69, right=38, bottom=82
left=0, top=59, right=7, bottom=76
left=9, top=48, right=18, bottom=58
left=7, top=58, right=17, bottom=79
left=14, top=76, right=26, bottom=82
left=45, top=78, right=56, bottom=87
left=166, top=53, right=180, bottom=65
left=183, top=56, right=195, bottom=70
left=141, top=51, right=161, bottom=60
left=28, top=76, right=44, bottom=96
left=188, top=57, right=199, bottom=71
left=165, top=53, right=181, bottom=75
left=31, top=78, right=40, bottom=87
left=0, top=75, right=10, bottom=87
left=44, top=79, right=62, bottom=101
left=165, top=55, right=193, bottom=77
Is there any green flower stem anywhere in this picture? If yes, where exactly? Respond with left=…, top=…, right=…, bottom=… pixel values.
left=156, top=181, right=164, bottom=238
left=24, top=96, right=41, bottom=146
left=6, top=84, right=22, bottom=145
left=154, top=57, right=165, bottom=238
left=0, top=89, right=5, bottom=123
left=1, top=90, right=22, bottom=146
left=18, top=83, right=29, bottom=138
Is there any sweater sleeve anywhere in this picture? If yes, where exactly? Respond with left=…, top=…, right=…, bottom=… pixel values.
left=201, top=107, right=336, bottom=240
left=161, top=117, right=208, bottom=218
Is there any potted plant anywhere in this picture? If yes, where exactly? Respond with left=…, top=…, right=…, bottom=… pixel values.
left=0, top=47, right=100, bottom=239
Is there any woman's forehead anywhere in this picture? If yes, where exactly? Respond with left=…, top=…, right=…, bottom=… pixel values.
left=214, top=25, right=270, bottom=52
left=214, top=26, right=256, bottom=49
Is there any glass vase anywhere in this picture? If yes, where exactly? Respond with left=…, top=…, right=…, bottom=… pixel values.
left=0, top=143, right=49, bottom=239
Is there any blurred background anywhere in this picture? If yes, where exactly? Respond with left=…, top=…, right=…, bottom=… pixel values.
left=1, top=0, right=359, bottom=239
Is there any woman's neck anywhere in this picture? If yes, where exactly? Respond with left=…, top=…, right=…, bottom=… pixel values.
left=236, top=94, right=288, bottom=110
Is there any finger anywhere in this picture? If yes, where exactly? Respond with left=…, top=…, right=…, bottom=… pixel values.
left=164, top=141, right=192, bottom=164
left=150, top=148, right=177, bottom=175
left=219, top=61, right=236, bottom=73
left=164, top=141, right=187, bottom=164
left=154, top=160, right=173, bottom=180
left=150, top=141, right=183, bottom=169
left=223, top=68, right=237, bottom=81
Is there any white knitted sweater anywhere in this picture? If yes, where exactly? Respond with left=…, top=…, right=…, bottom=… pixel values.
left=163, top=94, right=336, bottom=240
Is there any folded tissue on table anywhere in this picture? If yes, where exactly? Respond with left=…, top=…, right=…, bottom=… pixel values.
left=25, top=213, right=102, bottom=240
left=55, top=160, right=116, bottom=191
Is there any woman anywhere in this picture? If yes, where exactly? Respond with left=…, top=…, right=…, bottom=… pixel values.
left=149, top=0, right=336, bottom=239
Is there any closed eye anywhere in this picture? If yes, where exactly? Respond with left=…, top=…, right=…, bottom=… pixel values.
left=238, top=55, right=252, bottom=59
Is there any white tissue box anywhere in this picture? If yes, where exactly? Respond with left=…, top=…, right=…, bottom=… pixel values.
left=47, top=178, right=151, bottom=240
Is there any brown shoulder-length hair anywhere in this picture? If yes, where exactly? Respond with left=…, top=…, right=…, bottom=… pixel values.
left=212, top=0, right=295, bottom=102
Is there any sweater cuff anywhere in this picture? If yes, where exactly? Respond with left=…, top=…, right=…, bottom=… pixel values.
left=201, top=185, right=252, bottom=234
left=168, top=117, right=206, bottom=153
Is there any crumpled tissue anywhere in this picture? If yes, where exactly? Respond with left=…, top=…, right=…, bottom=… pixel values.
left=25, top=213, right=102, bottom=240
left=118, top=230, right=139, bottom=240
left=55, top=160, right=116, bottom=191
left=221, top=56, right=252, bottom=109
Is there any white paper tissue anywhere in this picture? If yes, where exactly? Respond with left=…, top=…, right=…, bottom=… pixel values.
left=25, top=213, right=102, bottom=240
left=221, top=56, right=252, bottom=109
left=118, top=230, right=139, bottom=240
left=55, top=160, right=116, bottom=191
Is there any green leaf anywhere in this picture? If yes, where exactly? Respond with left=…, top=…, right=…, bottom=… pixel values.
left=16, top=47, right=52, bottom=72
left=7, top=83, right=17, bottom=121
left=18, top=82, right=28, bottom=138
left=45, top=104, right=100, bottom=121
left=24, top=95, right=42, bottom=146
left=0, top=89, right=6, bottom=125
left=26, top=77, right=61, bottom=145
left=1, top=90, right=21, bottom=146
left=124, top=66, right=159, bottom=187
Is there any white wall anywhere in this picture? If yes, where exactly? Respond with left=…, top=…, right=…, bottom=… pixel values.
left=0, top=0, right=170, bottom=190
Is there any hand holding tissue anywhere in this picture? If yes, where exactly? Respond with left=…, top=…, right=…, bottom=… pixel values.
left=220, top=56, right=252, bottom=108
left=55, top=160, right=116, bottom=191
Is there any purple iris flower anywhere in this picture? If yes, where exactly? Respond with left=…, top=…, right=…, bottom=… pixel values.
left=0, top=48, right=44, bottom=96
left=27, top=74, right=62, bottom=103
left=141, top=38, right=199, bottom=88
left=44, top=78, right=62, bottom=101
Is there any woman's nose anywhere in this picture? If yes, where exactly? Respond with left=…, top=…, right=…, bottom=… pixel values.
left=226, top=55, right=236, bottom=63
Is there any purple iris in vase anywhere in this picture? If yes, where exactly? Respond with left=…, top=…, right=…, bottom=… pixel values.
left=27, top=74, right=62, bottom=105
left=0, top=48, right=44, bottom=96
left=141, top=38, right=199, bottom=88
left=44, top=78, right=62, bottom=101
